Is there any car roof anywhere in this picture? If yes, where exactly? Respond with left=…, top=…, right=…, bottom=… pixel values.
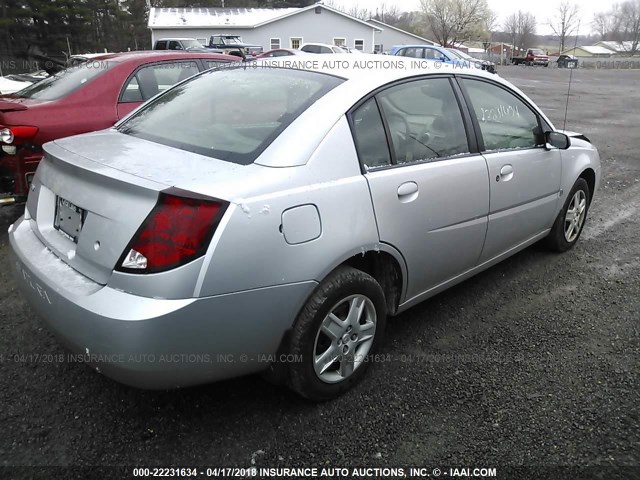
left=250, top=54, right=555, bottom=168
left=257, top=54, right=487, bottom=85
left=80, top=50, right=238, bottom=64
left=392, top=44, right=443, bottom=49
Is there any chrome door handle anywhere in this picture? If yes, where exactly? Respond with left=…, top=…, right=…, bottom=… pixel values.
left=496, top=165, right=514, bottom=182
left=397, top=181, right=419, bottom=203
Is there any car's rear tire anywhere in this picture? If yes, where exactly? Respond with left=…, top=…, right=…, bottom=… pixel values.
left=545, top=178, right=591, bottom=252
left=288, top=266, right=387, bottom=401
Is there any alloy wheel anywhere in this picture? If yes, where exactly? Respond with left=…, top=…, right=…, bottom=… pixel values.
left=313, top=294, right=376, bottom=384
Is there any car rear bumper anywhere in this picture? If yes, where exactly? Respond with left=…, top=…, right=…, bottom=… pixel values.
left=9, top=215, right=317, bottom=389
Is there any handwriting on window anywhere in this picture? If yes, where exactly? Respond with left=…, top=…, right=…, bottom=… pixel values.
left=479, top=104, right=520, bottom=122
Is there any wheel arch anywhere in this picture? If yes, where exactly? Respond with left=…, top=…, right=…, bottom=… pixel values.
left=315, top=244, right=407, bottom=317
left=579, top=167, right=596, bottom=204
left=559, top=147, right=599, bottom=212
left=265, top=246, right=406, bottom=387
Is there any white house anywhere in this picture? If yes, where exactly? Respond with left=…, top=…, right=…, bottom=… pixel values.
left=561, top=45, right=614, bottom=58
left=148, top=4, right=382, bottom=53
left=594, top=41, right=638, bottom=55
left=366, top=18, right=437, bottom=53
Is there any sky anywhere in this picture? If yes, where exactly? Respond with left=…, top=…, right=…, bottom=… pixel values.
left=330, top=0, right=606, bottom=36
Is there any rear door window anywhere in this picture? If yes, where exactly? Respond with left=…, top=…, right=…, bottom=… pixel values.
left=376, top=77, right=470, bottom=163
left=398, top=47, right=423, bottom=58
left=120, top=61, right=199, bottom=102
left=351, top=98, right=392, bottom=169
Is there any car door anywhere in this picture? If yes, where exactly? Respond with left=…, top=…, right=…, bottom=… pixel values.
left=350, top=76, right=490, bottom=302
left=457, top=77, right=562, bottom=262
left=117, top=60, right=200, bottom=119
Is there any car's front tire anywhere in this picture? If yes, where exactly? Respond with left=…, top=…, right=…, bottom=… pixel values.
left=288, top=266, right=387, bottom=401
left=545, top=178, right=591, bottom=252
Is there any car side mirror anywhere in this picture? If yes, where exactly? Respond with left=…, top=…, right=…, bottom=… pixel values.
left=439, top=55, right=446, bottom=62
left=546, top=131, right=571, bottom=150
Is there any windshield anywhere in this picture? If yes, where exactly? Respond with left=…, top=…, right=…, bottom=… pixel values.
left=118, top=66, right=344, bottom=165
left=216, top=36, right=242, bottom=45
left=449, top=49, right=478, bottom=60
left=10, top=62, right=112, bottom=100
left=530, top=49, right=545, bottom=55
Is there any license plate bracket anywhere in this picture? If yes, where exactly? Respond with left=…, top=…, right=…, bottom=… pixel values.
left=54, top=196, right=85, bottom=243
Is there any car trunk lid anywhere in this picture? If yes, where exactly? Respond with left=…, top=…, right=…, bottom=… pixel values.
left=27, top=140, right=168, bottom=285
left=26, top=129, right=258, bottom=284
left=0, top=99, right=29, bottom=112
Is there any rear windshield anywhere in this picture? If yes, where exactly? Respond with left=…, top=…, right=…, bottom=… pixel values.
left=117, top=66, right=344, bottom=165
left=11, top=61, right=113, bottom=100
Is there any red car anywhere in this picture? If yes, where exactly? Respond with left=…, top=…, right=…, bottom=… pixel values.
left=0, top=51, right=240, bottom=204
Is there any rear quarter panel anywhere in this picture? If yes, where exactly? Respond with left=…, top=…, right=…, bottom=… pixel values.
left=196, top=116, right=382, bottom=297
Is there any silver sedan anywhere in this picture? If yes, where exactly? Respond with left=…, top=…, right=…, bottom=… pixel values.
left=9, top=57, right=601, bottom=400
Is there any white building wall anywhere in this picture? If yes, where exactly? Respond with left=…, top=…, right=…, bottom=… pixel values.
left=151, top=8, right=377, bottom=52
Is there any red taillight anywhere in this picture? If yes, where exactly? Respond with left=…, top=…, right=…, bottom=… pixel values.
left=0, top=125, right=38, bottom=145
left=117, top=190, right=228, bottom=274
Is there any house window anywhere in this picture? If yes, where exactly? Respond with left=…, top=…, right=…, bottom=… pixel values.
left=290, top=37, right=302, bottom=49
left=333, top=38, right=346, bottom=47
left=354, top=39, right=364, bottom=51
left=270, top=38, right=281, bottom=50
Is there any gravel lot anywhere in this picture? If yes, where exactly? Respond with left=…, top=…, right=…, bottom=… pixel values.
left=1, top=65, right=638, bottom=479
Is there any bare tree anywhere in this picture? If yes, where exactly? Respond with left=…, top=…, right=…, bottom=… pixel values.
left=320, top=0, right=370, bottom=20
left=372, top=3, right=402, bottom=24
left=483, top=9, right=498, bottom=41
left=592, top=7, right=623, bottom=41
left=592, top=1, right=640, bottom=53
left=347, top=5, right=371, bottom=20
left=620, top=0, right=640, bottom=53
left=549, top=1, right=579, bottom=52
left=504, top=12, right=518, bottom=49
left=503, top=10, right=536, bottom=51
left=419, top=0, right=490, bottom=47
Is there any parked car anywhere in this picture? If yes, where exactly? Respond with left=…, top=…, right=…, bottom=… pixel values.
left=0, top=76, right=32, bottom=95
left=447, top=48, right=497, bottom=74
left=9, top=56, right=600, bottom=400
left=300, top=43, right=348, bottom=54
left=512, top=48, right=550, bottom=66
left=557, top=54, right=578, bottom=68
left=206, top=35, right=263, bottom=57
left=391, top=44, right=481, bottom=71
left=153, top=38, right=212, bottom=53
left=0, top=56, right=104, bottom=95
left=255, top=48, right=308, bottom=58
left=335, top=46, right=364, bottom=54
left=0, top=50, right=240, bottom=205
